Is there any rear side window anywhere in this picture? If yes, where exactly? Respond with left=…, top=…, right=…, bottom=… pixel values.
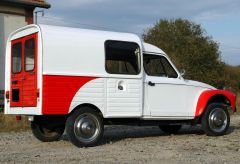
left=105, top=40, right=140, bottom=75
left=24, top=38, right=35, bottom=71
left=12, top=42, right=22, bottom=73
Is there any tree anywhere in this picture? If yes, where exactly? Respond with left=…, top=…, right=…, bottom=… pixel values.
left=221, top=65, right=240, bottom=91
left=143, top=19, right=225, bottom=88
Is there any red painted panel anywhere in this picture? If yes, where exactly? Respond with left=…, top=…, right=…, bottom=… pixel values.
left=195, top=90, right=237, bottom=117
left=42, top=75, right=96, bottom=114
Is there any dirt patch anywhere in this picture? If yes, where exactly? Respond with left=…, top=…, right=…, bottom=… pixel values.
left=0, top=115, right=240, bottom=164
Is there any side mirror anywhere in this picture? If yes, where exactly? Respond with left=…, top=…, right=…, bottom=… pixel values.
left=180, top=69, right=185, bottom=76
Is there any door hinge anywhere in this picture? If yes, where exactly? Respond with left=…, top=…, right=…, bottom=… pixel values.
left=5, top=91, right=9, bottom=99
left=37, top=89, right=40, bottom=98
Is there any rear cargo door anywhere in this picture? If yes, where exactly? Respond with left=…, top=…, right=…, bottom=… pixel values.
left=10, top=33, right=38, bottom=107
left=10, top=39, right=23, bottom=107
left=22, top=34, right=38, bottom=107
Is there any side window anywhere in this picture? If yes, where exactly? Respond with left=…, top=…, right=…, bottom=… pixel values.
left=160, top=57, right=178, bottom=78
left=143, top=54, right=178, bottom=78
left=105, top=40, right=140, bottom=75
left=143, top=55, right=166, bottom=76
left=24, top=38, right=35, bottom=71
left=12, top=42, right=22, bottom=73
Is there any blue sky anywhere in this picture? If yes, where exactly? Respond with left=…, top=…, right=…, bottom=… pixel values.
left=38, top=0, right=240, bottom=66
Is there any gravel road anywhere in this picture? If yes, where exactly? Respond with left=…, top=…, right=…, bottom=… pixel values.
left=0, top=115, right=240, bottom=164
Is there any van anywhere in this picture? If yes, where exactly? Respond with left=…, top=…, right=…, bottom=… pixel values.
left=5, top=24, right=237, bottom=147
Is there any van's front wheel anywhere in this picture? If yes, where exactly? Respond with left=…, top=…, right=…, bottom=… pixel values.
left=201, top=103, right=230, bottom=136
left=66, top=107, right=104, bottom=147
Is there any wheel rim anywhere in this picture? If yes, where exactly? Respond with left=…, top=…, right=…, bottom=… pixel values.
left=208, top=108, right=228, bottom=133
left=73, top=113, right=100, bottom=143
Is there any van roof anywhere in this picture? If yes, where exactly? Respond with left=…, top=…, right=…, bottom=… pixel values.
left=9, top=24, right=167, bottom=55
left=39, top=24, right=142, bottom=44
left=143, top=42, right=167, bottom=56
left=9, top=24, right=140, bottom=42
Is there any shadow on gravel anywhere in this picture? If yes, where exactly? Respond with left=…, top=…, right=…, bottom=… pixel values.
left=60, top=125, right=236, bottom=146
left=227, top=126, right=236, bottom=134
left=100, top=125, right=205, bottom=145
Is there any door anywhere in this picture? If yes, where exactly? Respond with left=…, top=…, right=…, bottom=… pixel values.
left=11, top=39, right=23, bottom=107
left=10, top=33, right=38, bottom=107
left=143, top=54, right=188, bottom=117
left=105, top=40, right=143, bottom=117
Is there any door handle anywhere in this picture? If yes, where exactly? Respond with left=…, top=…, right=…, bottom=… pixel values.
left=29, top=71, right=35, bottom=75
left=118, top=85, right=123, bottom=90
left=148, top=81, right=155, bottom=86
left=117, top=81, right=125, bottom=91
left=22, top=76, right=26, bottom=80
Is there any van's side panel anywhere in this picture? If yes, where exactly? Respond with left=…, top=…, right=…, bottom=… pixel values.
left=40, top=25, right=143, bottom=117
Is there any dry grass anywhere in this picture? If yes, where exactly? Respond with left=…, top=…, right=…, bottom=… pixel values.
left=0, top=114, right=29, bottom=132
left=237, top=93, right=240, bottom=115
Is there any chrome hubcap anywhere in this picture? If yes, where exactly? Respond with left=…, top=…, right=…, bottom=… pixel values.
left=74, top=113, right=100, bottom=143
left=209, top=108, right=227, bottom=133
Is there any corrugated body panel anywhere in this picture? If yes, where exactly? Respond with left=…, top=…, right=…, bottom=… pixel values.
left=70, top=78, right=106, bottom=114
left=106, top=78, right=142, bottom=115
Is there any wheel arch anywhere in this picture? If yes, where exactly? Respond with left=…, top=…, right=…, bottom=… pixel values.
left=195, top=90, right=236, bottom=117
left=69, top=103, right=104, bottom=118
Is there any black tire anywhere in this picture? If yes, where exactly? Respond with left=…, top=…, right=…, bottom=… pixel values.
left=159, top=125, right=182, bottom=134
left=31, top=121, right=65, bottom=142
left=66, top=107, right=104, bottom=147
left=201, top=103, right=230, bottom=136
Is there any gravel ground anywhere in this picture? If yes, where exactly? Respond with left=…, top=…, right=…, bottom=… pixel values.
left=0, top=115, right=240, bottom=164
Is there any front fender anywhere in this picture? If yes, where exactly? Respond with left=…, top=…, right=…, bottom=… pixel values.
left=195, top=90, right=237, bottom=117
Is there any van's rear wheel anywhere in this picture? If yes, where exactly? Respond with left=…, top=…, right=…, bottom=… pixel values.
left=159, top=125, right=182, bottom=134
left=31, top=121, right=65, bottom=142
left=66, top=107, right=104, bottom=147
left=201, top=103, right=230, bottom=136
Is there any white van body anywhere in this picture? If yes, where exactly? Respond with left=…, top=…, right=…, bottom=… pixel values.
left=4, top=24, right=236, bottom=147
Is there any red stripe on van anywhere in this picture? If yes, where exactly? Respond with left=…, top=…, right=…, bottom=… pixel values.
left=42, top=75, right=96, bottom=115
